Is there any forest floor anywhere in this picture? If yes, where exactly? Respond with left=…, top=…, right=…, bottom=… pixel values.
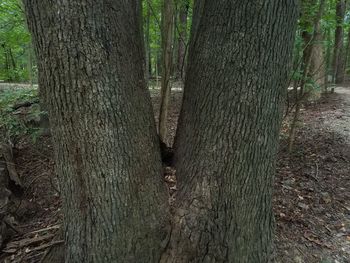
left=1, top=84, right=350, bottom=262
left=274, top=88, right=350, bottom=263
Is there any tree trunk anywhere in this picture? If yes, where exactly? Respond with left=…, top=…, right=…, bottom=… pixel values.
left=157, top=51, right=162, bottom=77
left=333, top=0, right=346, bottom=84
left=27, top=43, right=33, bottom=87
left=136, top=0, right=148, bottom=84
left=172, top=7, right=178, bottom=78
left=309, top=0, right=326, bottom=93
left=161, top=1, right=298, bottom=262
left=343, top=25, right=350, bottom=81
left=8, top=47, right=16, bottom=70
left=23, top=1, right=171, bottom=262
left=145, top=3, right=152, bottom=79
left=176, top=0, right=189, bottom=80
left=159, top=0, right=175, bottom=143
left=325, top=28, right=332, bottom=91
left=2, top=44, right=10, bottom=80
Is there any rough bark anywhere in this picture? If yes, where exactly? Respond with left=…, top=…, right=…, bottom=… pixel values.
left=22, top=1, right=171, bottom=262
left=162, top=1, right=298, bottom=262
left=159, top=0, right=175, bottom=142
left=333, top=0, right=346, bottom=84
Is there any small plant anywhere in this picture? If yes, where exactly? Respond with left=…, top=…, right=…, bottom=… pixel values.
left=0, top=87, right=44, bottom=142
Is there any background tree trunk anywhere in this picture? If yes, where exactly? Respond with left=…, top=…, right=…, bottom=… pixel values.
left=2, top=44, right=10, bottom=80
left=23, top=1, right=171, bottom=262
left=325, top=28, right=332, bottom=90
left=343, top=25, right=350, bottom=81
left=145, top=3, right=152, bottom=79
left=309, top=0, right=326, bottom=92
left=177, top=0, right=189, bottom=80
left=27, top=43, right=33, bottom=87
left=333, top=0, right=346, bottom=84
left=159, top=0, right=175, bottom=143
left=161, top=1, right=298, bottom=262
left=137, top=0, right=148, bottom=83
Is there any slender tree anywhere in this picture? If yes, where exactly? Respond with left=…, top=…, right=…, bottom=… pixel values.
left=309, top=0, right=326, bottom=90
left=159, top=0, right=175, bottom=142
left=288, top=0, right=326, bottom=152
left=176, top=0, right=189, bottom=79
left=343, top=19, right=350, bottom=80
left=144, top=1, right=152, bottom=79
left=333, top=0, right=346, bottom=84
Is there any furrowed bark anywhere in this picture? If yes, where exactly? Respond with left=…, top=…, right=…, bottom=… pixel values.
left=162, top=1, right=298, bottom=262
left=22, top=1, right=171, bottom=262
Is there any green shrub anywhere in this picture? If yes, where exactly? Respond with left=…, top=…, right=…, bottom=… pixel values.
left=0, top=87, right=44, bottom=141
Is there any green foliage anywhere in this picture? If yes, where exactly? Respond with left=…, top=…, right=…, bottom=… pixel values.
left=142, top=0, right=193, bottom=77
left=0, top=87, right=43, bottom=140
left=0, top=0, right=344, bottom=89
left=0, top=0, right=34, bottom=82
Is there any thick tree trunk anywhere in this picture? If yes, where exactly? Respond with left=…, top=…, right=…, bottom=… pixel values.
left=162, top=1, right=298, bottom=262
left=159, top=0, right=175, bottom=142
left=23, top=1, right=171, bottom=262
left=333, top=0, right=346, bottom=84
left=176, top=0, right=189, bottom=80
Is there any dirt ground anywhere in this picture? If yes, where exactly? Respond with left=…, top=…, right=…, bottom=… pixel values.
left=275, top=88, right=350, bottom=263
left=1, top=86, right=350, bottom=262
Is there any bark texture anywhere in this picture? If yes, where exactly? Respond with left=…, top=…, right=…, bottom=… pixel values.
left=23, top=1, right=170, bottom=262
left=162, top=1, right=298, bottom=262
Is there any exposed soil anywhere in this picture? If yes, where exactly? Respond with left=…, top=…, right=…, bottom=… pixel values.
left=1, top=86, right=350, bottom=262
